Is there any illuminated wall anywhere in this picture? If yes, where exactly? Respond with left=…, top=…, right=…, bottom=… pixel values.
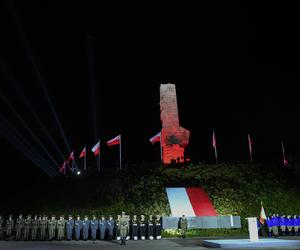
left=160, top=84, right=190, bottom=164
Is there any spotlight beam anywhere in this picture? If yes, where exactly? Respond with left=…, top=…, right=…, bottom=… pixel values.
left=7, top=3, right=71, bottom=153
left=0, top=115, right=59, bottom=176
left=0, top=123, right=56, bottom=177
left=0, top=91, right=60, bottom=170
left=0, top=62, right=66, bottom=161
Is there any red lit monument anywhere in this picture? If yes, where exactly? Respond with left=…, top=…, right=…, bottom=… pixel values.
left=160, top=84, right=190, bottom=164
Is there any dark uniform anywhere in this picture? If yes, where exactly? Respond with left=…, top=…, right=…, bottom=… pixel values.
left=131, top=215, right=138, bottom=240
left=39, top=216, right=48, bottom=241
left=57, top=216, right=65, bottom=241
left=147, top=215, right=154, bottom=240
left=179, top=215, right=188, bottom=238
left=114, top=215, right=121, bottom=240
left=82, top=216, right=90, bottom=241
left=48, top=216, right=57, bottom=240
left=90, top=216, right=98, bottom=241
left=74, top=216, right=83, bottom=240
left=154, top=215, right=162, bottom=240
left=15, top=214, right=25, bottom=240
left=106, top=216, right=114, bottom=240
left=119, top=212, right=129, bottom=245
left=139, top=215, right=146, bottom=240
left=5, top=215, right=14, bottom=240
left=0, top=215, right=3, bottom=240
left=31, top=216, right=39, bottom=241
left=66, top=216, right=74, bottom=240
left=24, top=215, right=32, bottom=240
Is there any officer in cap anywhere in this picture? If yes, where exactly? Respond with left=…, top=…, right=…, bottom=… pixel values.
left=39, top=215, right=48, bottom=240
left=179, top=214, right=188, bottom=238
left=139, top=215, right=146, bottom=240
left=82, top=216, right=90, bottom=241
left=15, top=214, right=25, bottom=240
left=106, top=215, right=114, bottom=241
left=99, top=215, right=107, bottom=240
left=147, top=215, right=154, bottom=240
left=90, top=215, right=98, bottom=241
left=48, top=215, right=57, bottom=240
left=74, top=215, right=83, bottom=240
left=154, top=215, right=162, bottom=240
left=5, top=214, right=14, bottom=240
left=66, top=215, right=74, bottom=240
left=57, top=215, right=65, bottom=241
left=31, top=215, right=39, bottom=241
left=119, top=211, right=129, bottom=245
left=131, top=215, right=138, bottom=240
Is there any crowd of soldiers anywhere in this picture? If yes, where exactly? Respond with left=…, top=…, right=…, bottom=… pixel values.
left=0, top=212, right=162, bottom=245
left=259, top=214, right=300, bottom=237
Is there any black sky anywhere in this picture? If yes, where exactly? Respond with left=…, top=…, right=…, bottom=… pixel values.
left=0, top=2, right=300, bottom=181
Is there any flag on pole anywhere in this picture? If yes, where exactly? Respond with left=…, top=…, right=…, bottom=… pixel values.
left=107, top=135, right=121, bottom=146
left=67, top=151, right=74, bottom=163
left=259, top=202, right=267, bottom=224
left=92, top=141, right=100, bottom=156
left=212, top=131, right=218, bottom=164
left=248, top=134, right=253, bottom=164
left=59, top=161, right=66, bottom=174
left=281, top=141, right=288, bottom=167
left=150, top=132, right=161, bottom=144
left=79, top=146, right=86, bottom=158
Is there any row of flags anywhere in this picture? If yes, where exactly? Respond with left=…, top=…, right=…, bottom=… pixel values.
left=212, top=132, right=288, bottom=167
left=59, top=131, right=288, bottom=174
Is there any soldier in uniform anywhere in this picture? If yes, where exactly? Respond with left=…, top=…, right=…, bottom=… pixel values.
left=24, top=214, right=32, bottom=240
left=39, top=215, right=48, bottom=240
left=48, top=215, right=57, bottom=240
left=147, top=215, right=154, bottom=240
left=131, top=215, right=138, bottom=240
left=154, top=215, right=162, bottom=240
left=0, top=215, right=3, bottom=240
left=139, top=215, right=146, bottom=240
left=294, top=215, right=299, bottom=235
left=31, top=215, right=39, bottom=241
left=266, top=216, right=273, bottom=237
left=99, top=215, right=107, bottom=240
left=114, top=215, right=121, bottom=240
left=286, top=215, right=293, bottom=235
left=279, top=215, right=287, bottom=235
left=90, top=215, right=98, bottom=241
left=271, top=214, right=279, bottom=237
left=106, top=215, right=114, bottom=241
left=15, top=214, right=25, bottom=240
left=5, top=214, right=14, bottom=240
left=74, top=215, right=82, bottom=240
left=82, top=216, right=90, bottom=241
left=66, top=215, right=74, bottom=241
left=179, top=214, right=188, bottom=238
left=119, top=211, right=129, bottom=245
left=57, top=215, right=65, bottom=241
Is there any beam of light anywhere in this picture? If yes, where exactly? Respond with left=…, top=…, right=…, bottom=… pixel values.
left=0, top=62, right=66, bottom=161
left=0, top=123, right=56, bottom=177
left=87, top=35, right=98, bottom=140
left=0, top=114, right=59, bottom=177
left=0, top=91, right=60, bottom=171
left=6, top=3, right=71, bottom=153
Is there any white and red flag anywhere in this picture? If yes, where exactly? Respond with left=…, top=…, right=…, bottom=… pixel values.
left=79, top=146, right=86, bottom=158
left=212, top=131, right=218, bottom=164
left=92, top=141, right=100, bottom=156
left=67, top=151, right=74, bottom=163
left=107, top=135, right=121, bottom=146
left=150, top=132, right=161, bottom=144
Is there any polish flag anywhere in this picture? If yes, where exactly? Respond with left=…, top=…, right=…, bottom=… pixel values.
left=107, top=135, right=121, bottom=146
left=259, top=202, right=267, bottom=225
left=59, top=161, right=66, bottom=174
left=67, top=151, right=74, bottom=163
left=92, top=141, right=100, bottom=156
left=150, top=132, right=161, bottom=144
left=79, top=146, right=86, bottom=158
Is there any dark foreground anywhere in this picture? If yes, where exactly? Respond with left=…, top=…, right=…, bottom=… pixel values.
left=2, top=237, right=300, bottom=250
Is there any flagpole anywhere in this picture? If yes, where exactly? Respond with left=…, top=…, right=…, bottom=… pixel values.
left=248, top=134, right=253, bottom=165
left=119, top=135, right=122, bottom=170
left=84, top=145, right=87, bottom=171
left=98, top=139, right=101, bottom=171
left=214, top=146, right=218, bottom=164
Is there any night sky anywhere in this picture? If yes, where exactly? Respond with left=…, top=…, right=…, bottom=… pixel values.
left=0, top=2, right=300, bottom=182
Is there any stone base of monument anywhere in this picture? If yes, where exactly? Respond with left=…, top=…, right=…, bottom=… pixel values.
left=202, top=238, right=300, bottom=248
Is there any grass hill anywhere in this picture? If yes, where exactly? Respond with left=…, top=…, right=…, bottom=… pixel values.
left=2, top=161, right=300, bottom=235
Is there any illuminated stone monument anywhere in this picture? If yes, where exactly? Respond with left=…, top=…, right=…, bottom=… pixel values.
left=160, top=83, right=190, bottom=165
